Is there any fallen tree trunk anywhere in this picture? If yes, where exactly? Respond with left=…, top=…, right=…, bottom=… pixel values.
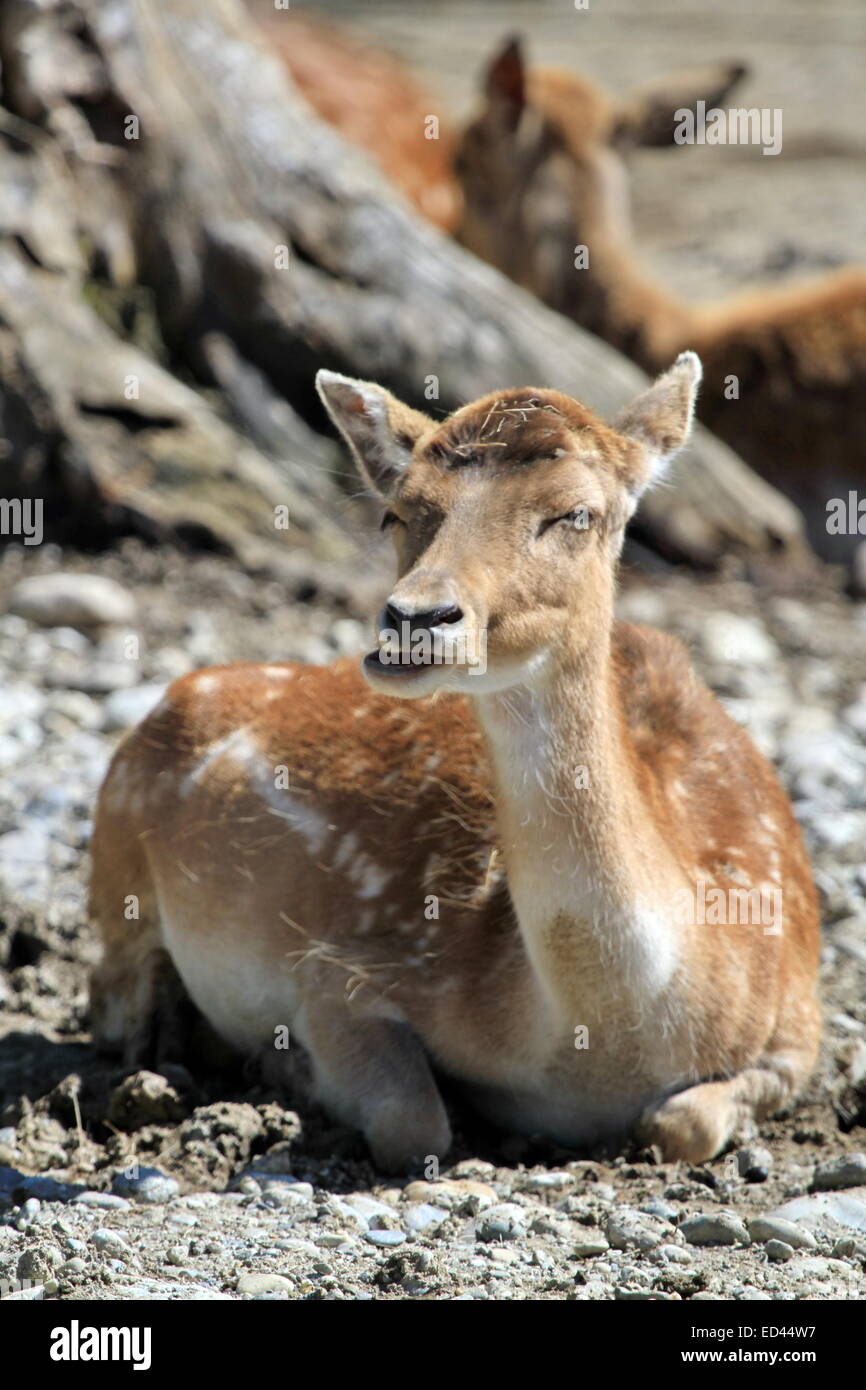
left=0, top=0, right=808, bottom=570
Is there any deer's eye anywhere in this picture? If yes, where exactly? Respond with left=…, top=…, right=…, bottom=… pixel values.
left=380, top=511, right=404, bottom=531
left=537, top=506, right=595, bottom=537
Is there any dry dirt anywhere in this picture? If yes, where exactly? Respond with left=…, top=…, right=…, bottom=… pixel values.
left=0, top=542, right=864, bottom=1301
left=1, top=0, right=865, bottom=1303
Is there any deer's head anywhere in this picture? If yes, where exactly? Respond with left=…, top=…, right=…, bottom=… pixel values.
left=455, top=37, right=746, bottom=306
left=317, top=354, right=701, bottom=697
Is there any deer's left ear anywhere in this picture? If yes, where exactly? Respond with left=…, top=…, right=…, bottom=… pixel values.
left=316, top=371, right=431, bottom=499
left=614, top=352, right=702, bottom=500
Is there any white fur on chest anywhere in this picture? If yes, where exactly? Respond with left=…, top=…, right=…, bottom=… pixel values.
left=477, top=695, right=682, bottom=1041
left=515, top=857, right=679, bottom=1007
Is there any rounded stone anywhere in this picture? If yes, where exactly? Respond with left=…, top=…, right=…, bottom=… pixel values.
left=766, top=1240, right=794, bottom=1263
left=8, top=574, right=136, bottom=630
left=680, top=1212, right=750, bottom=1246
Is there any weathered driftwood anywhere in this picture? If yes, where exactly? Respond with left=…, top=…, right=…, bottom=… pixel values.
left=0, top=3, right=357, bottom=566
left=0, top=0, right=807, bottom=569
left=0, top=238, right=353, bottom=565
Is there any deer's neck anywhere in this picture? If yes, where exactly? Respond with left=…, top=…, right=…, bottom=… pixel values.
left=472, top=629, right=681, bottom=1020
left=554, top=159, right=694, bottom=371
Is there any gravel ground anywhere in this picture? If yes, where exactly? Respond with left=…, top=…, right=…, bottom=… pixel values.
left=0, top=540, right=865, bottom=1301
left=0, top=0, right=862, bottom=1311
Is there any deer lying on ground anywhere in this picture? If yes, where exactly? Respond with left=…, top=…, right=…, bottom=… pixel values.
left=456, top=39, right=866, bottom=565
left=257, top=10, right=460, bottom=231
left=90, top=354, right=820, bottom=1171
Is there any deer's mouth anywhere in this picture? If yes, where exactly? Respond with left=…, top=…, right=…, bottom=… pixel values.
left=363, top=647, right=434, bottom=676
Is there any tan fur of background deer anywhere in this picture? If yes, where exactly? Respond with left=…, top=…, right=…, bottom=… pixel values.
left=258, top=10, right=460, bottom=231
left=456, top=40, right=866, bottom=565
left=90, top=355, right=820, bottom=1172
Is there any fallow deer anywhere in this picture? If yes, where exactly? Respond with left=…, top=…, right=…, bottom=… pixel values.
left=456, top=40, right=866, bottom=565
left=257, top=10, right=461, bottom=231
left=90, top=354, right=820, bottom=1172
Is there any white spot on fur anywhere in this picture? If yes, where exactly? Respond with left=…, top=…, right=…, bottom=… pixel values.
left=181, top=728, right=257, bottom=794
left=348, top=856, right=392, bottom=900
left=261, top=791, right=330, bottom=855
left=333, top=833, right=359, bottom=871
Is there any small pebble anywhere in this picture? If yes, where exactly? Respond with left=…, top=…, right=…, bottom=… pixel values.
left=572, top=1238, right=610, bottom=1258
left=765, top=1240, right=794, bottom=1263
left=404, top=1202, right=448, bottom=1233
left=747, top=1216, right=817, bottom=1250
left=476, top=1204, right=529, bottom=1242
left=812, top=1153, right=866, bottom=1192
left=737, top=1146, right=773, bottom=1183
left=680, top=1212, right=750, bottom=1246
left=90, top=1228, right=132, bottom=1258
left=236, top=1273, right=292, bottom=1297
left=604, top=1208, right=669, bottom=1252
left=72, top=1192, right=130, bottom=1211
left=7, top=574, right=136, bottom=629
left=365, top=1230, right=406, bottom=1248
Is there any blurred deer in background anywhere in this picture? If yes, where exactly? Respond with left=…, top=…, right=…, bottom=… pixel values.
left=456, top=39, right=866, bottom=565
left=90, top=354, right=820, bottom=1172
left=258, top=9, right=461, bottom=231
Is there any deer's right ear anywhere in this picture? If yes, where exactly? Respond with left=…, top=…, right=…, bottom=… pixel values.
left=614, top=351, right=702, bottom=502
left=484, top=36, right=526, bottom=122
left=614, top=61, right=747, bottom=148
left=316, top=372, right=430, bottom=499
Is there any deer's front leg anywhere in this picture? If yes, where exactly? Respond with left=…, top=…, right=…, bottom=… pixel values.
left=637, top=1065, right=797, bottom=1163
left=301, top=1005, right=452, bottom=1173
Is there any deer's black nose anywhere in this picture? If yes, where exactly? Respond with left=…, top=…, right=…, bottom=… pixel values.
left=384, top=602, right=464, bottom=633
